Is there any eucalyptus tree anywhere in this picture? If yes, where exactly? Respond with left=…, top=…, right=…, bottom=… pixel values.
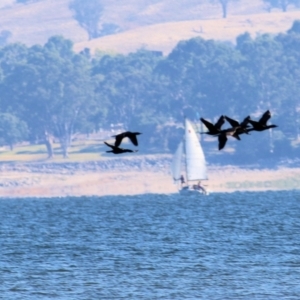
left=0, top=30, right=12, bottom=47
left=263, top=0, right=300, bottom=12
left=0, top=43, right=30, bottom=144
left=69, top=0, right=104, bottom=40
left=235, top=31, right=300, bottom=157
left=0, top=113, right=28, bottom=150
left=210, top=0, right=239, bottom=18
left=0, top=43, right=28, bottom=74
left=274, top=23, right=300, bottom=139
left=2, top=36, right=96, bottom=158
left=159, top=37, right=245, bottom=121
left=92, top=49, right=174, bottom=152
left=92, top=50, right=166, bottom=128
left=236, top=32, right=284, bottom=113
left=34, top=36, right=95, bottom=158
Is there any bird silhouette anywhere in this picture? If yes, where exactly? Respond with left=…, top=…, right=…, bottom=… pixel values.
left=218, top=127, right=241, bottom=150
left=104, top=142, right=138, bottom=154
left=112, top=131, right=142, bottom=147
left=248, top=110, right=278, bottom=131
left=200, top=115, right=225, bottom=135
left=224, top=115, right=251, bottom=135
left=201, top=115, right=242, bottom=150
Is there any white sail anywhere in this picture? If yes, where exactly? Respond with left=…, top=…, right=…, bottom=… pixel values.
left=184, top=119, right=208, bottom=181
left=171, top=141, right=183, bottom=183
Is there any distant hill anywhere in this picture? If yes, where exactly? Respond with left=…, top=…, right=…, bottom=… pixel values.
left=74, top=11, right=300, bottom=55
left=0, top=0, right=85, bottom=45
left=0, top=0, right=300, bottom=54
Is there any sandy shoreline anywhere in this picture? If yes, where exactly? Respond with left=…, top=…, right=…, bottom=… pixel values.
left=0, top=165, right=299, bottom=198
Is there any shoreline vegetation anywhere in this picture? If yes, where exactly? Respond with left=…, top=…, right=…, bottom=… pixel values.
left=1, top=23, right=300, bottom=192
left=1, top=3, right=300, bottom=198
left=0, top=155, right=299, bottom=198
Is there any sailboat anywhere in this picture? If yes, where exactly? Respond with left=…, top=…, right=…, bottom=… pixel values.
left=171, top=118, right=209, bottom=195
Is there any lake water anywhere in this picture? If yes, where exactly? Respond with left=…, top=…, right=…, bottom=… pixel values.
left=0, top=191, right=300, bottom=299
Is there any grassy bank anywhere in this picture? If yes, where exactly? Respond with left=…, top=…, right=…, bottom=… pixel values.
left=0, top=138, right=118, bottom=163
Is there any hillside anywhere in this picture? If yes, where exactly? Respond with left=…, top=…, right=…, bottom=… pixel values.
left=74, top=10, right=300, bottom=55
left=0, top=0, right=300, bottom=54
left=0, top=0, right=86, bottom=45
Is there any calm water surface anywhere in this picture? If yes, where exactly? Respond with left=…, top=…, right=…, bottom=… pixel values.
left=0, top=191, right=300, bottom=299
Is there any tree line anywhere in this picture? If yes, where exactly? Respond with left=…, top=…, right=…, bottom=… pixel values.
left=0, top=21, right=300, bottom=164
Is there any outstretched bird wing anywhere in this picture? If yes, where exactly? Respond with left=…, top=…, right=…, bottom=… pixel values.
left=224, top=116, right=240, bottom=128
left=218, top=134, right=227, bottom=150
left=113, top=134, right=125, bottom=147
left=259, top=110, right=271, bottom=125
left=239, top=116, right=251, bottom=134
left=214, top=115, right=225, bottom=130
left=128, top=134, right=138, bottom=146
left=241, top=116, right=251, bottom=127
left=104, top=141, right=115, bottom=149
left=200, top=118, right=217, bottom=132
left=113, top=131, right=140, bottom=147
left=232, top=132, right=241, bottom=140
left=248, top=119, right=257, bottom=126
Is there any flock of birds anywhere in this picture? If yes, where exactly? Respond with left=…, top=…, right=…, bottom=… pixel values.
left=200, top=110, right=278, bottom=150
left=103, top=110, right=278, bottom=154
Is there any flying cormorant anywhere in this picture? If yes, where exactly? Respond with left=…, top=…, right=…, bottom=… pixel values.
left=200, top=115, right=242, bottom=150
left=224, top=115, right=251, bottom=135
left=104, top=142, right=138, bottom=154
left=218, top=127, right=241, bottom=150
left=112, top=131, right=142, bottom=147
left=200, top=115, right=225, bottom=135
left=248, top=110, right=278, bottom=131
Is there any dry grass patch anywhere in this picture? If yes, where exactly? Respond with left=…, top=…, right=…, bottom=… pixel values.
left=75, top=10, right=300, bottom=55
left=0, top=139, right=108, bottom=162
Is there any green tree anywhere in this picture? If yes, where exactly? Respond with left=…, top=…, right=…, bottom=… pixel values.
left=287, top=19, right=300, bottom=34
left=92, top=49, right=173, bottom=151
left=0, top=30, right=12, bottom=47
left=236, top=33, right=284, bottom=112
left=210, top=0, right=239, bottom=18
left=93, top=50, right=166, bottom=128
left=263, top=0, right=300, bottom=12
left=159, top=37, right=245, bottom=119
left=275, top=23, right=300, bottom=139
left=0, top=43, right=30, bottom=147
left=1, top=36, right=96, bottom=158
left=0, top=43, right=28, bottom=74
left=69, top=0, right=104, bottom=40
left=0, top=113, right=28, bottom=150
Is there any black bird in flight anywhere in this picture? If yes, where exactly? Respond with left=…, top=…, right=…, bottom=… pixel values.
left=224, top=115, right=251, bottom=135
left=200, top=115, right=241, bottom=150
left=217, top=127, right=241, bottom=150
left=200, top=115, right=225, bottom=135
left=112, top=131, right=142, bottom=147
left=248, top=110, right=278, bottom=131
left=104, top=142, right=138, bottom=154
left=217, top=115, right=253, bottom=150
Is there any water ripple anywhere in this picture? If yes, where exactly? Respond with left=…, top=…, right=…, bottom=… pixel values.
left=0, top=191, right=300, bottom=299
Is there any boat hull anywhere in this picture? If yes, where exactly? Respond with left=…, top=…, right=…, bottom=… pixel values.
left=179, top=186, right=209, bottom=196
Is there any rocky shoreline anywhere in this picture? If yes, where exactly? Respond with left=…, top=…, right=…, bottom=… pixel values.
left=0, top=156, right=172, bottom=192
left=0, top=156, right=299, bottom=197
left=0, top=155, right=172, bottom=174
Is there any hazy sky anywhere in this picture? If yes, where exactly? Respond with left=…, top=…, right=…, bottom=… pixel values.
left=0, top=0, right=14, bottom=9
